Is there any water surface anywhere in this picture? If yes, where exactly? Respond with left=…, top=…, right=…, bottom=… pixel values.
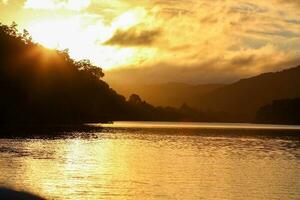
left=0, top=122, right=300, bottom=199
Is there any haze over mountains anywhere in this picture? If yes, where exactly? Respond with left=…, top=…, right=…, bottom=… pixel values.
left=197, top=66, right=300, bottom=120
left=110, top=65, right=300, bottom=121
left=109, top=82, right=224, bottom=108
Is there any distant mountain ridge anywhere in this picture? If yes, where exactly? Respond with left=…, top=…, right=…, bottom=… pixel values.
left=110, top=65, right=300, bottom=122
left=109, top=82, right=225, bottom=107
left=196, top=65, right=300, bottom=120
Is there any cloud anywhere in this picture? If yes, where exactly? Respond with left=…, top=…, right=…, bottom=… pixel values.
left=105, top=46, right=300, bottom=85
left=2, top=0, right=300, bottom=84
left=104, top=26, right=160, bottom=46
left=99, top=0, right=300, bottom=84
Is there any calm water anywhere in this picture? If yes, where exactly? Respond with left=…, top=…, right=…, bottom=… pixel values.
left=0, top=122, right=300, bottom=200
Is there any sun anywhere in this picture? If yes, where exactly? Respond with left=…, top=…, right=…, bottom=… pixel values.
left=25, top=9, right=149, bottom=70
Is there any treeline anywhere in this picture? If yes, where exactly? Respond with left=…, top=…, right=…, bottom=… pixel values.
left=256, top=98, right=300, bottom=125
left=0, top=22, right=215, bottom=125
left=127, top=94, right=217, bottom=122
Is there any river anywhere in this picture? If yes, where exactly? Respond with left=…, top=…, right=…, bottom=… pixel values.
left=0, top=122, right=300, bottom=199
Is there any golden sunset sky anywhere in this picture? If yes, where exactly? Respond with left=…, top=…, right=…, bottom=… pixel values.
left=1, top=0, right=300, bottom=84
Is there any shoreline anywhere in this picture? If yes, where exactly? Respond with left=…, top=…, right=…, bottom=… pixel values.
left=0, top=121, right=299, bottom=139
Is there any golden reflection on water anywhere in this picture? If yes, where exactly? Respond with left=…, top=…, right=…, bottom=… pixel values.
left=0, top=124, right=300, bottom=199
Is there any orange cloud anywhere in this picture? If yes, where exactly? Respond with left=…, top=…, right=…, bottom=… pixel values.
left=0, top=0, right=299, bottom=84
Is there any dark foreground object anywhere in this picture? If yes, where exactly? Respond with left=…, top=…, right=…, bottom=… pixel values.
left=0, top=188, right=44, bottom=200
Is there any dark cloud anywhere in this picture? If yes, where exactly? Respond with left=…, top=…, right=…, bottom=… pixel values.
left=104, top=27, right=161, bottom=46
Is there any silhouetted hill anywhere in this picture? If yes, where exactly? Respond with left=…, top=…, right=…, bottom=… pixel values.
left=109, top=66, right=300, bottom=123
left=256, top=98, right=300, bottom=125
left=0, top=188, right=44, bottom=200
left=0, top=23, right=131, bottom=124
left=196, top=66, right=300, bottom=121
left=109, top=82, right=224, bottom=107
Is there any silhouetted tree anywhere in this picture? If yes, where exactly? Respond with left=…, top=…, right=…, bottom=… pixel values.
left=76, top=59, right=104, bottom=79
left=256, top=98, right=300, bottom=125
left=128, top=94, right=142, bottom=104
left=0, top=22, right=129, bottom=124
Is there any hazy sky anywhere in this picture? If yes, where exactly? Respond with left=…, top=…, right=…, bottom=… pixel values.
left=1, top=0, right=300, bottom=84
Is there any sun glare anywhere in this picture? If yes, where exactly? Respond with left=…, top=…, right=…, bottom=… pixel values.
left=25, top=8, right=151, bottom=70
